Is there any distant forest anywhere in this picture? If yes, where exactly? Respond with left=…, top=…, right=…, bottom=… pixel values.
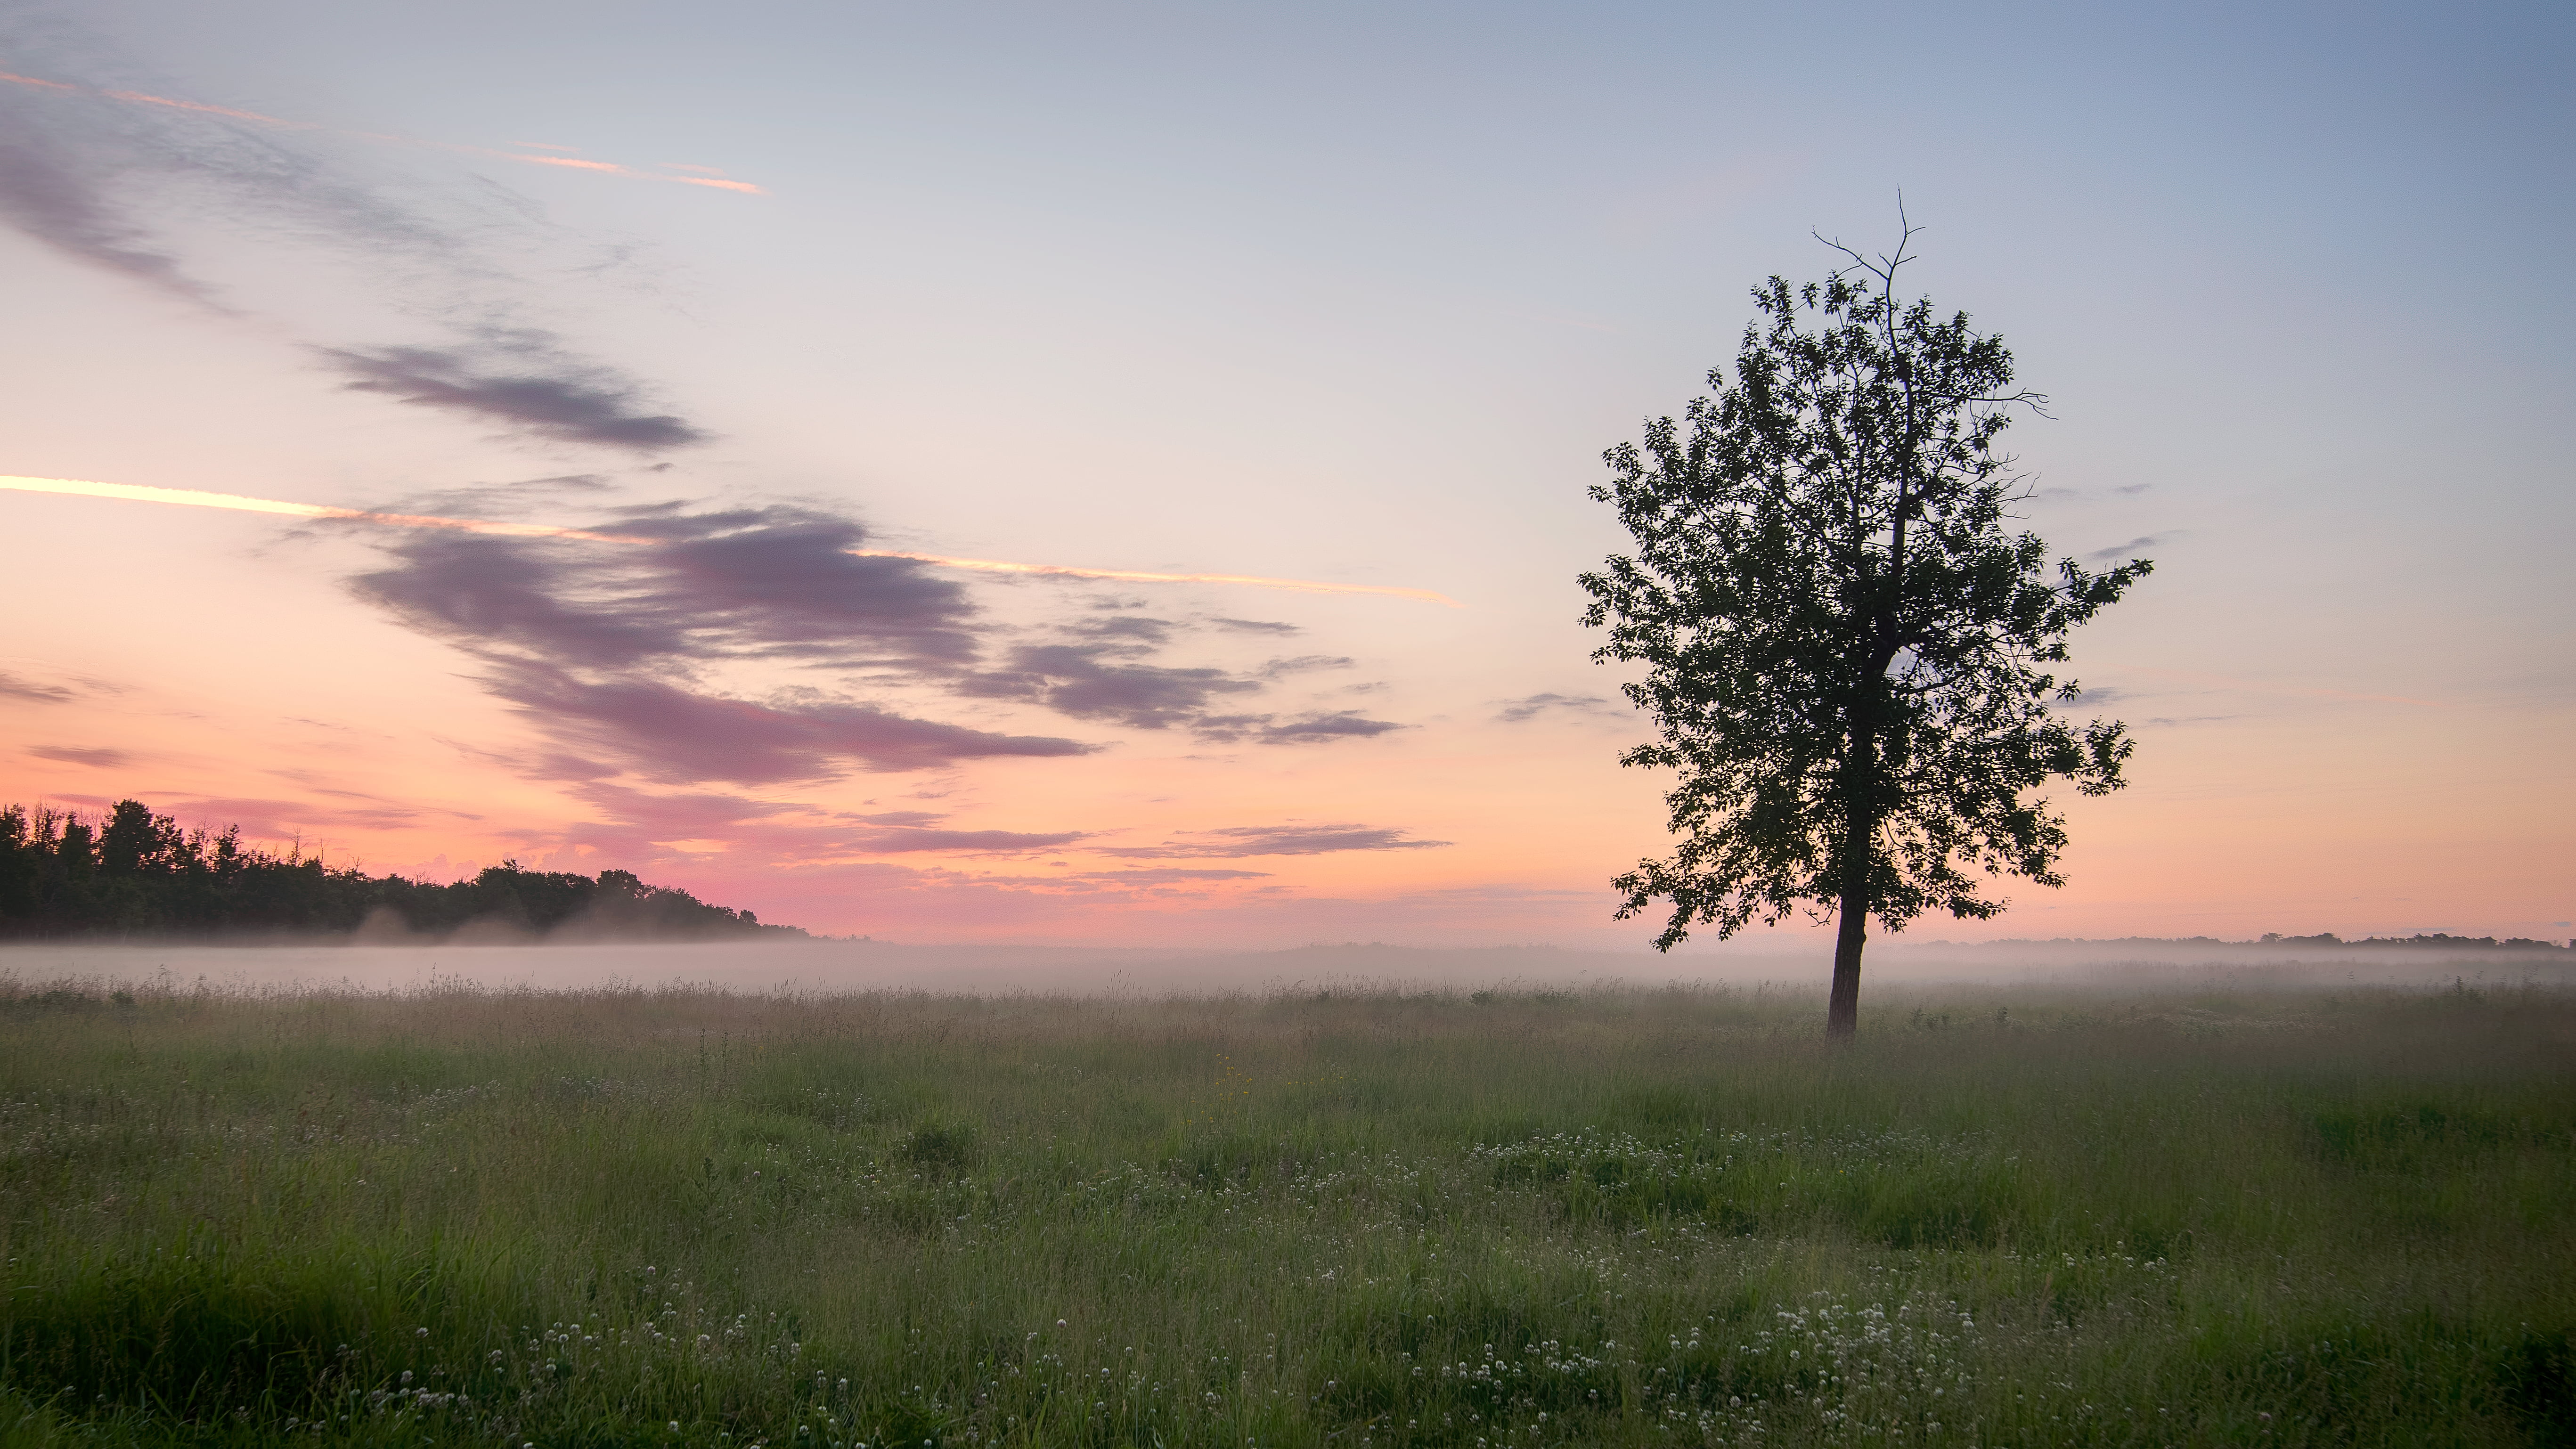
left=0, top=798, right=804, bottom=941
left=2251, top=931, right=2569, bottom=951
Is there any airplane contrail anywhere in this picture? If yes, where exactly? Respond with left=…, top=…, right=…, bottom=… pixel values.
left=0, top=69, right=766, bottom=195
left=0, top=475, right=1461, bottom=606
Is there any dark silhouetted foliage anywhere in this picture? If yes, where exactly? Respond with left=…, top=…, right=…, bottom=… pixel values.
left=0, top=797, right=804, bottom=941
left=2261, top=931, right=2571, bottom=951
left=1581, top=227, right=2150, bottom=1034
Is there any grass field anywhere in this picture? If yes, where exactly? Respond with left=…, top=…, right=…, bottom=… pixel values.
left=2, top=972, right=2571, bottom=1448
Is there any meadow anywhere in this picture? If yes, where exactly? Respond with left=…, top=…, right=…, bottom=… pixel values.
left=1, top=972, right=2570, bottom=1448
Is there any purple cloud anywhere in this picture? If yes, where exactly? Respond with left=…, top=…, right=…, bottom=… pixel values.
left=1095, top=823, right=1451, bottom=858
left=537, top=782, right=1091, bottom=864
left=353, top=531, right=679, bottom=669
left=847, top=827, right=1092, bottom=854
left=2082, top=532, right=2176, bottom=563
left=0, top=671, right=79, bottom=704
left=0, top=49, right=714, bottom=458
left=351, top=506, right=982, bottom=671
left=0, top=134, right=212, bottom=302
left=652, top=512, right=979, bottom=663
left=962, top=642, right=1262, bottom=729
left=323, top=334, right=705, bottom=450
left=953, top=615, right=1381, bottom=737
left=26, top=744, right=130, bottom=768
left=1494, top=692, right=1618, bottom=723
left=1066, top=867, right=1272, bottom=882
left=1261, top=654, right=1353, bottom=677
left=348, top=503, right=1082, bottom=784
left=489, top=663, right=1090, bottom=784
left=1220, top=711, right=1406, bottom=745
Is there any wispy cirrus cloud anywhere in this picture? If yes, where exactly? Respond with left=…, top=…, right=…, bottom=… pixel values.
left=1494, top=692, right=1618, bottom=724
left=535, top=783, right=1090, bottom=868
left=2083, top=532, right=2177, bottom=563
left=345, top=504, right=1094, bottom=784
left=0, top=49, right=473, bottom=309
left=0, top=670, right=80, bottom=704
left=0, top=128, right=212, bottom=300
left=323, top=334, right=707, bottom=451
left=1197, top=711, right=1407, bottom=745
left=961, top=640, right=1262, bottom=730
left=1064, top=867, right=1270, bottom=883
left=959, top=628, right=1400, bottom=743
left=350, top=505, right=984, bottom=670
left=1095, top=823, right=1451, bottom=859
left=354, top=531, right=688, bottom=670
left=0, top=65, right=768, bottom=195
left=0, top=40, right=714, bottom=452
left=334, top=497, right=1424, bottom=780
left=26, top=744, right=130, bottom=768
left=486, top=661, right=1088, bottom=784
left=2057, top=684, right=2134, bottom=707
left=1259, top=654, right=1354, bottom=678
left=847, top=826, right=1092, bottom=853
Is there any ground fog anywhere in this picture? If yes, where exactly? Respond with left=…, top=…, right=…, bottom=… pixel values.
left=2, top=936, right=2566, bottom=997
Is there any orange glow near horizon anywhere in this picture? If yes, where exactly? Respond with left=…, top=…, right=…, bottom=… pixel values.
left=0, top=475, right=1462, bottom=605
left=0, top=69, right=768, bottom=196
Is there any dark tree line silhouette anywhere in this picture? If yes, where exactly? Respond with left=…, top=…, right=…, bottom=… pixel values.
left=0, top=798, right=803, bottom=941
left=2253, top=931, right=2569, bottom=952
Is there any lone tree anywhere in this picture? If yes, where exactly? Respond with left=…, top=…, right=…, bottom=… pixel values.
left=1579, top=226, right=2151, bottom=1035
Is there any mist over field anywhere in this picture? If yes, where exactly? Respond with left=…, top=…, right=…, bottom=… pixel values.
left=6, top=936, right=2568, bottom=998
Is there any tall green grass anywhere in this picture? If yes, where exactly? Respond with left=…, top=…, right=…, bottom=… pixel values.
left=2, top=976, right=2569, bottom=1446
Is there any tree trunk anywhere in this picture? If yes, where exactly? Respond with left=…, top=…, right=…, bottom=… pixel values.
left=1828, top=882, right=1867, bottom=1037
left=1832, top=647, right=1887, bottom=1038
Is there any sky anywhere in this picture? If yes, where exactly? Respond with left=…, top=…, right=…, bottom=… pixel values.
left=1, top=1, right=2569, bottom=949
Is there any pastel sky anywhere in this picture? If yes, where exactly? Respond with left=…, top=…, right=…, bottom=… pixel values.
left=2, top=1, right=2568, bottom=948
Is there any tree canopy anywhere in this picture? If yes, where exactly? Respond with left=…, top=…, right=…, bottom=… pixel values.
left=1580, top=229, right=2150, bottom=1033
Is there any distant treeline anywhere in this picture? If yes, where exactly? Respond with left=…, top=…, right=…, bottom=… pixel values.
left=1973, top=932, right=2571, bottom=952
left=2255, top=932, right=2569, bottom=951
left=0, top=798, right=804, bottom=942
